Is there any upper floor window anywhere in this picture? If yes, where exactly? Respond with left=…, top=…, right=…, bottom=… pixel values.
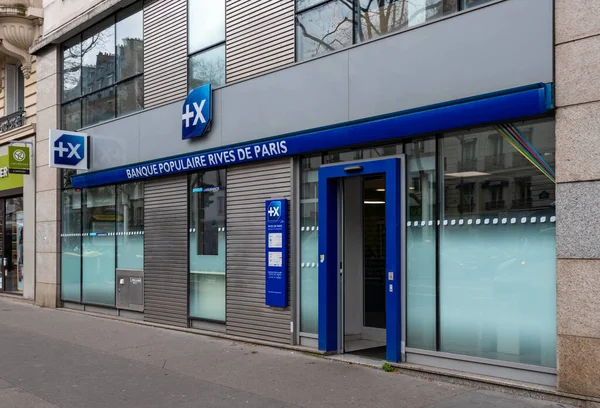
left=5, top=63, right=24, bottom=116
left=61, top=2, right=144, bottom=131
left=295, top=0, right=495, bottom=62
left=188, top=0, right=226, bottom=90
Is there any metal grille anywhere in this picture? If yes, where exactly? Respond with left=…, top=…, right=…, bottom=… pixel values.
left=226, top=0, right=295, bottom=83
left=226, top=158, right=293, bottom=343
left=143, top=175, right=188, bottom=327
left=144, top=0, right=188, bottom=108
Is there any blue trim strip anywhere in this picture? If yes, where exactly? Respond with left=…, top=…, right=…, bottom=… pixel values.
left=72, top=83, right=553, bottom=189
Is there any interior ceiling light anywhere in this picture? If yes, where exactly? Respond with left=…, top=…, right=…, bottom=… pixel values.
left=364, top=201, right=385, bottom=205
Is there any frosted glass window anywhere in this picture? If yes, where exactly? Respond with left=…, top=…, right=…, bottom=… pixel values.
left=405, top=139, right=437, bottom=350
left=299, top=156, right=321, bottom=333
left=61, top=190, right=82, bottom=302
left=82, top=186, right=116, bottom=306
left=117, top=182, right=144, bottom=270
left=189, top=170, right=226, bottom=321
left=439, top=121, right=556, bottom=367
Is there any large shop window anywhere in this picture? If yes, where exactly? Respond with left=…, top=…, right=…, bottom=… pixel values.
left=61, top=2, right=144, bottom=130
left=189, top=170, right=226, bottom=321
left=188, top=0, right=226, bottom=89
left=60, top=181, right=144, bottom=306
left=438, top=121, right=556, bottom=367
left=295, top=0, right=495, bottom=61
left=298, top=119, right=556, bottom=368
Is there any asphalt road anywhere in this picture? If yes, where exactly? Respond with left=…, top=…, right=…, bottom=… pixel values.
left=0, top=298, right=576, bottom=408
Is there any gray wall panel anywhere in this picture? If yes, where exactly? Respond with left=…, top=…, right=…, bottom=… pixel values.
left=144, top=0, right=188, bottom=109
left=226, top=159, right=292, bottom=343
left=221, top=50, right=350, bottom=146
left=348, top=0, right=554, bottom=120
left=143, top=175, right=189, bottom=327
left=81, top=0, right=552, bottom=172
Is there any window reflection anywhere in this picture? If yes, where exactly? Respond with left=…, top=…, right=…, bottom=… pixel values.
left=188, top=0, right=225, bottom=54
left=439, top=120, right=557, bottom=367
left=355, top=0, right=457, bottom=42
left=62, top=38, right=81, bottom=102
left=117, top=76, right=143, bottom=116
left=116, top=5, right=144, bottom=81
left=461, top=0, right=494, bottom=8
left=83, top=88, right=115, bottom=127
left=60, top=3, right=144, bottom=129
left=81, top=21, right=115, bottom=95
left=189, top=45, right=226, bottom=89
left=296, top=0, right=353, bottom=61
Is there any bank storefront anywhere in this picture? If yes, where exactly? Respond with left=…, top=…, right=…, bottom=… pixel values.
left=60, top=81, right=557, bottom=385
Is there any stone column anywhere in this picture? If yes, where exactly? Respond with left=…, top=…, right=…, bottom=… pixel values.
left=34, top=45, right=60, bottom=308
left=555, top=1, right=600, bottom=398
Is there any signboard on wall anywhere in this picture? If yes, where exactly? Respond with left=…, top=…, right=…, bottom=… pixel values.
left=49, top=129, right=89, bottom=170
left=182, top=84, right=212, bottom=140
left=8, top=145, right=30, bottom=174
left=265, top=199, right=288, bottom=308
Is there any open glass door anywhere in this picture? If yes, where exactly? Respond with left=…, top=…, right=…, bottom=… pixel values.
left=318, top=157, right=405, bottom=362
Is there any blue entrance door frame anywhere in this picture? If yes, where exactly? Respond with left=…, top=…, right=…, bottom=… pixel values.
left=317, top=157, right=404, bottom=362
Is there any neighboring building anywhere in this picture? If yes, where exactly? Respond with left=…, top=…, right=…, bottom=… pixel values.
left=27, top=0, right=600, bottom=399
left=0, top=0, right=42, bottom=299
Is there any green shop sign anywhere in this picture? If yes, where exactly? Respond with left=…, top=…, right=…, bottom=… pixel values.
left=8, top=145, right=30, bottom=175
left=0, top=154, right=23, bottom=191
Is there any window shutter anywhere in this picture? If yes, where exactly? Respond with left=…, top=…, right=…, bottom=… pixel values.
left=5, top=64, right=17, bottom=115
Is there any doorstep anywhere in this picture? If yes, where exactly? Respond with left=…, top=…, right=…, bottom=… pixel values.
left=57, top=306, right=600, bottom=407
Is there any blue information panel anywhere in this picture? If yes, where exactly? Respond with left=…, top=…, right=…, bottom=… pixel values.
left=265, top=199, right=288, bottom=307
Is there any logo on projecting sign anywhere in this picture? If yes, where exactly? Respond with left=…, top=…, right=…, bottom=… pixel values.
left=49, top=130, right=89, bottom=170
left=267, top=201, right=283, bottom=222
left=182, top=84, right=212, bottom=140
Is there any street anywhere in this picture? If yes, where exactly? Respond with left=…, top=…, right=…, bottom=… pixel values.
left=0, top=298, right=574, bottom=408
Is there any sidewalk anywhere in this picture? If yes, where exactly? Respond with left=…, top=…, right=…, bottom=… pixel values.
left=0, top=298, right=576, bottom=408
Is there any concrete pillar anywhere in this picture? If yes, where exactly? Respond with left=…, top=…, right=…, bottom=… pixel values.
left=555, top=0, right=600, bottom=398
left=34, top=45, right=60, bottom=308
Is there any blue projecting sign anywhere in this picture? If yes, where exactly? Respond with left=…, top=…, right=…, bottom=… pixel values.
left=49, top=129, right=89, bottom=170
left=182, top=84, right=212, bottom=140
left=265, top=199, right=288, bottom=308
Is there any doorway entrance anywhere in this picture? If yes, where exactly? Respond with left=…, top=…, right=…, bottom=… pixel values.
left=0, top=196, right=24, bottom=294
left=317, top=157, right=405, bottom=362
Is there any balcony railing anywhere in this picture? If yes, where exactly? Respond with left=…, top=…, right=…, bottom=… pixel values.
left=0, top=109, right=24, bottom=133
left=484, top=154, right=506, bottom=171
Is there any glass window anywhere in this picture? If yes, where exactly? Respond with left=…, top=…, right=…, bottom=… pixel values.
left=62, top=37, right=82, bottom=102
left=62, top=100, right=81, bottom=131
left=299, top=156, right=321, bottom=334
left=188, top=0, right=225, bottom=54
left=189, top=170, right=226, bottom=321
left=61, top=190, right=82, bottom=302
left=82, top=186, right=116, bottom=306
left=82, top=88, right=116, bottom=127
left=61, top=3, right=143, bottom=130
left=81, top=20, right=116, bottom=95
left=117, top=76, right=144, bottom=116
left=406, top=138, right=437, bottom=351
left=355, top=0, right=457, bottom=43
left=439, top=120, right=556, bottom=367
left=296, top=0, right=353, bottom=61
left=116, top=5, right=144, bottom=81
left=461, top=0, right=495, bottom=8
left=189, top=45, right=226, bottom=89
left=117, top=182, right=144, bottom=270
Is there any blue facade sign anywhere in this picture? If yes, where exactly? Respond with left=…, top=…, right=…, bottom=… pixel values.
left=71, top=83, right=552, bottom=189
left=49, top=130, right=89, bottom=170
left=182, top=84, right=212, bottom=140
left=265, top=199, right=288, bottom=308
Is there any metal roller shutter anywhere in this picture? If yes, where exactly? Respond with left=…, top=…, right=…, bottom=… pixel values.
left=143, top=175, right=188, bottom=327
left=226, top=159, right=292, bottom=343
